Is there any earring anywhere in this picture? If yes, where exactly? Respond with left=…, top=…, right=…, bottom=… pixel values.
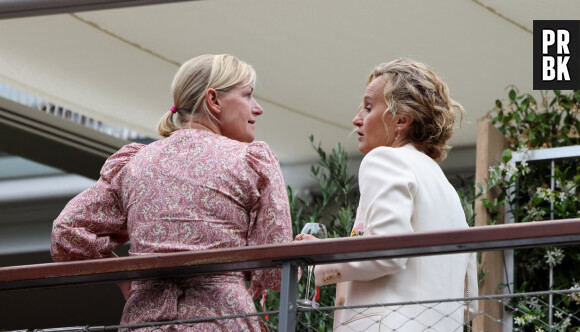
left=395, top=131, right=400, bottom=141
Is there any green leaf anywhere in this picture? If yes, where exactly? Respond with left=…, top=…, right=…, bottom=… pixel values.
left=481, top=198, right=493, bottom=211
left=529, top=131, right=536, bottom=144
left=561, top=199, right=569, bottom=212
left=509, top=89, right=516, bottom=101
left=477, top=182, right=484, bottom=195
left=495, top=100, right=502, bottom=109
left=520, top=99, right=529, bottom=111
left=526, top=112, right=536, bottom=122
left=502, top=149, right=513, bottom=163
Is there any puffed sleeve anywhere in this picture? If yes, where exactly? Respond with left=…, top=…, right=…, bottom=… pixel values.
left=244, top=141, right=294, bottom=298
left=51, top=143, right=144, bottom=262
left=315, top=147, right=416, bottom=285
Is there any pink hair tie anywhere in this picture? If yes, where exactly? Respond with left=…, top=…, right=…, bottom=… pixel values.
left=170, top=105, right=177, bottom=113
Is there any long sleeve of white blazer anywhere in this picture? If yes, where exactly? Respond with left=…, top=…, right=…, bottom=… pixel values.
left=314, top=144, right=478, bottom=331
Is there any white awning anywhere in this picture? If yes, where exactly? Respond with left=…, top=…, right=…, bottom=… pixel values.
left=2, top=0, right=575, bottom=164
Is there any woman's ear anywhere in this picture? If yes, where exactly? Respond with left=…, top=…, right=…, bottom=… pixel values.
left=205, top=88, right=221, bottom=116
left=396, top=115, right=413, bottom=130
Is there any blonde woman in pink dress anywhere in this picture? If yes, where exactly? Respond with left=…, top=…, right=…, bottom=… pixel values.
left=51, top=54, right=294, bottom=331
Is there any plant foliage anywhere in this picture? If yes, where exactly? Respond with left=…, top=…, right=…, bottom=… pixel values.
left=481, top=88, right=580, bottom=331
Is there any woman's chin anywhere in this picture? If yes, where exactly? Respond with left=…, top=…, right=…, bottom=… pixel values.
left=358, top=143, right=368, bottom=154
left=243, top=133, right=255, bottom=143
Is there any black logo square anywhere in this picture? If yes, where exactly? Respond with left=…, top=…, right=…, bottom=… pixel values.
left=533, top=20, right=580, bottom=90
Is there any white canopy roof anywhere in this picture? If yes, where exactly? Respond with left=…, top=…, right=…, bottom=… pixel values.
left=2, top=0, right=577, bottom=165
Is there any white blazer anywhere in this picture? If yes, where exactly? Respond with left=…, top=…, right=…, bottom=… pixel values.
left=315, top=144, right=478, bottom=331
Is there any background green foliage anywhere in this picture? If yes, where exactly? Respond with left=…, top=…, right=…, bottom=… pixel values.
left=492, top=88, right=580, bottom=149
left=482, top=89, right=580, bottom=331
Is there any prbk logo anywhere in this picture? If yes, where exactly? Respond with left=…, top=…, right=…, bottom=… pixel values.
left=533, top=20, right=580, bottom=90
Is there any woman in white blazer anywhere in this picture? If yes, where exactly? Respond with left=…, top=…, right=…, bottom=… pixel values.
left=296, top=58, right=478, bottom=331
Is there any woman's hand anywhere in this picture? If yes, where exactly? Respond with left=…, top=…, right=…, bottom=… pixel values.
left=294, top=234, right=319, bottom=241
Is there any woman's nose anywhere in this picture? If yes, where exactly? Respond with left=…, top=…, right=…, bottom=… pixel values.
left=353, top=112, right=362, bottom=127
left=251, top=97, right=263, bottom=116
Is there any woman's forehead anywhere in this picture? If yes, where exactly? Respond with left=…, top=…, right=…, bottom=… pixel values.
left=364, top=78, right=386, bottom=99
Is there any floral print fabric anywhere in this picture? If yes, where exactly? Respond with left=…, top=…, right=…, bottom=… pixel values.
left=350, top=222, right=365, bottom=237
left=51, top=129, right=294, bottom=331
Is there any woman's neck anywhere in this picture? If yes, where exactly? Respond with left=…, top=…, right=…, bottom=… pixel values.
left=391, top=137, right=412, bottom=148
left=183, top=119, right=221, bottom=135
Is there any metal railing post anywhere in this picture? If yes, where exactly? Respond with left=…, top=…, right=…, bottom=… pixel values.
left=503, top=182, right=515, bottom=332
left=278, top=261, right=298, bottom=332
left=548, top=159, right=555, bottom=331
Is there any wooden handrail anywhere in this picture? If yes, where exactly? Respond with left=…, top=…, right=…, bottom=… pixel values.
left=1, top=218, right=579, bottom=291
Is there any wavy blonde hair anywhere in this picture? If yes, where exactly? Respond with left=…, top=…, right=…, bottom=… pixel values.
left=157, top=54, right=256, bottom=137
left=369, top=58, right=464, bottom=161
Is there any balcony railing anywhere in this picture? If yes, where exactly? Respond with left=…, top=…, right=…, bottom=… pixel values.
left=1, top=218, right=579, bottom=331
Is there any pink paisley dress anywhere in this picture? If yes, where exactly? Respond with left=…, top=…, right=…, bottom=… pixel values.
left=51, top=129, right=294, bottom=331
